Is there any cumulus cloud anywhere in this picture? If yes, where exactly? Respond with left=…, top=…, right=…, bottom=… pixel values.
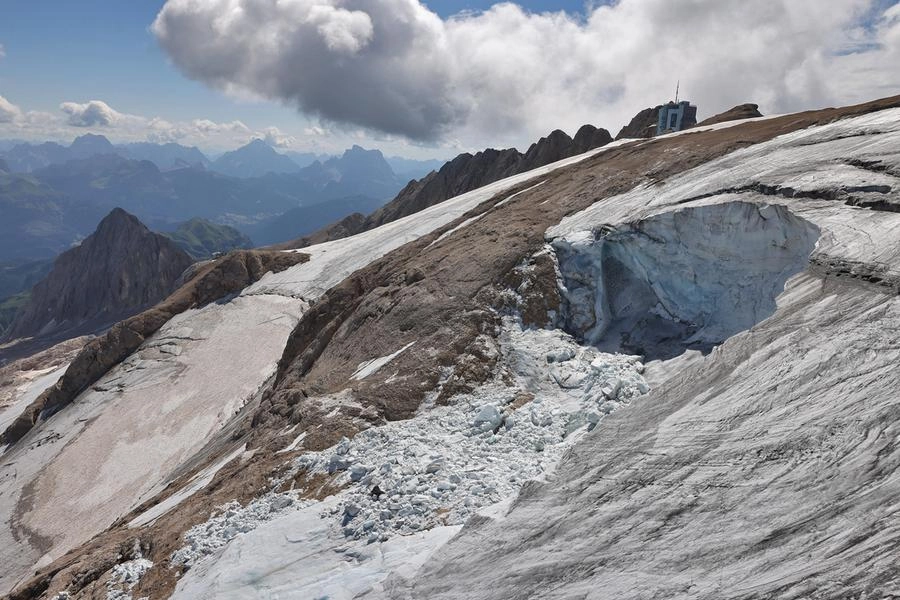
left=153, top=0, right=459, bottom=141
left=60, top=100, right=124, bottom=127
left=152, top=0, right=900, bottom=146
left=262, top=126, right=295, bottom=148
left=0, top=95, right=22, bottom=123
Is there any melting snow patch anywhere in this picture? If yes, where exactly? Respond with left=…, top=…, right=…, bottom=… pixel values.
left=351, top=341, right=416, bottom=381
left=492, top=179, right=547, bottom=209
left=128, top=444, right=246, bottom=528
left=277, top=430, right=307, bottom=454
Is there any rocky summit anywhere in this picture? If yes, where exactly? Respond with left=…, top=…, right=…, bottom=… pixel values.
left=1, top=96, right=900, bottom=600
left=1, top=208, right=193, bottom=359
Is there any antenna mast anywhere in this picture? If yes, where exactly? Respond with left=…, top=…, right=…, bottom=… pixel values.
left=675, top=80, right=680, bottom=103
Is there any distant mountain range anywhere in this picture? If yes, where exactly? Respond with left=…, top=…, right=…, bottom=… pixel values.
left=0, top=140, right=407, bottom=262
left=0, top=134, right=446, bottom=181
left=0, top=134, right=448, bottom=270
left=0, top=133, right=212, bottom=173
left=210, top=138, right=302, bottom=177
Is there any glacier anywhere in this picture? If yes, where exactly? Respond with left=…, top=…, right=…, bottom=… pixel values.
left=5, top=101, right=900, bottom=599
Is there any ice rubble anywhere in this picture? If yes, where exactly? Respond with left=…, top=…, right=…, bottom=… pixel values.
left=388, top=108, right=900, bottom=600
left=171, top=493, right=309, bottom=567
left=170, top=318, right=649, bottom=581
left=105, top=557, right=153, bottom=600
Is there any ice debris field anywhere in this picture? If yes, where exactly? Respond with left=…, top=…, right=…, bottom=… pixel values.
left=169, top=317, right=650, bottom=593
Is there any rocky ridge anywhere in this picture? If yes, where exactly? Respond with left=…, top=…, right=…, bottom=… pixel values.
left=271, top=125, right=612, bottom=250
left=697, top=102, right=763, bottom=126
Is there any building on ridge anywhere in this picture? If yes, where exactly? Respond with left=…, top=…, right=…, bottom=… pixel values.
left=657, top=100, right=698, bottom=135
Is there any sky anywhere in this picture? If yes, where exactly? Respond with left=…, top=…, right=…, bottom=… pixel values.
left=0, top=0, right=898, bottom=159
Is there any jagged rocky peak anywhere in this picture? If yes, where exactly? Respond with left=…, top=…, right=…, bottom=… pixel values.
left=325, top=144, right=397, bottom=182
left=615, top=105, right=663, bottom=139
left=2, top=207, right=193, bottom=347
left=573, top=123, right=615, bottom=152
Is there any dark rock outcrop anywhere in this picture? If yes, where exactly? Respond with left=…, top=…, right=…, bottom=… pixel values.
left=572, top=124, right=615, bottom=153
left=3, top=208, right=193, bottom=345
left=275, top=125, right=612, bottom=249
left=1, top=249, right=309, bottom=446
left=615, top=106, right=663, bottom=140
left=697, top=103, right=764, bottom=126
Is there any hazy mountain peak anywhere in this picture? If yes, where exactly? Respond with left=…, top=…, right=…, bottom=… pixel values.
left=69, top=133, right=115, bottom=159
left=210, top=138, right=301, bottom=178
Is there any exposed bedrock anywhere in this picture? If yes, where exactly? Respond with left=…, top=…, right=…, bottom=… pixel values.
left=553, top=201, right=820, bottom=360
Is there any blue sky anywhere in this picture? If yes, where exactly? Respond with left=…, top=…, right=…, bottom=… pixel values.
left=0, top=1, right=897, bottom=158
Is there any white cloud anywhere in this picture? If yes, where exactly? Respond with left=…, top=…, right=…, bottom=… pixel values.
left=152, top=0, right=900, bottom=147
left=0, top=43, right=6, bottom=60
left=60, top=100, right=124, bottom=127
left=306, top=5, right=374, bottom=54
left=262, top=126, right=295, bottom=148
left=0, top=95, right=22, bottom=123
left=304, top=125, right=330, bottom=137
left=0, top=96, right=313, bottom=152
